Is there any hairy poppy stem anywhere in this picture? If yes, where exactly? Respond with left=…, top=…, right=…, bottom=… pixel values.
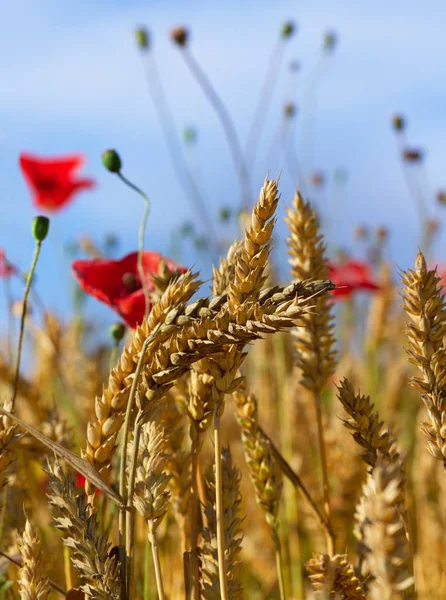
left=245, top=38, right=286, bottom=175
left=116, top=172, right=151, bottom=319
left=140, top=53, right=221, bottom=254
left=12, top=240, right=42, bottom=411
left=179, top=48, right=251, bottom=211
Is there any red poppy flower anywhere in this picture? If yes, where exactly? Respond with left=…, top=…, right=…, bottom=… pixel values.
left=328, top=258, right=380, bottom=299
left=0, top=248, right=17, bottom=277
left=72, top=251, right=187, bottom=328
left=19, top=152, right=95, bottom=212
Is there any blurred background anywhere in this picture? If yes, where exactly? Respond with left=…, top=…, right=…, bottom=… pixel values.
left=1, top=0, right=446, bottom=327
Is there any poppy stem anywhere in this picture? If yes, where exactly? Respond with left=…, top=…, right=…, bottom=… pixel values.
left=244, top=37, right=286, bottom=176
left=116, top=173, right=151, bottom=319
left=140, top=53, right=222, bottom=256
left=11, top=240, right=42, bottom=411
left=179, top=48, right=251, bottom=211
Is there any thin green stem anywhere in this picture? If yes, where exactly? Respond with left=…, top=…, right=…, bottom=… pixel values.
left=213, top=402, right=229, bottom=600
left=273, top=526, right=287, bottom=600
left=12, top=241, right=41, bottom=411
left=144, top=534, right=150, bottom=600
left=180, top=48, right=251, bottom=210
left=149, top=527, right=166, bottom=600
left=110, top=341, right=120, bottom=369
left=3, top=275, right=14, bottom=368
left=117, top=172, right=151, bottom=319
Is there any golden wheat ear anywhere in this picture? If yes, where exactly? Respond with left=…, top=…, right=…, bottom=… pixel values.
left=401, top=251, right=446, bottom=468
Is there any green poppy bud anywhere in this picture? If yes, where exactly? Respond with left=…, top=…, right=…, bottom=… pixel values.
left=184, top=127, right=197, bottom=145
left=281, top=21, right=296, bottom=39
left=392, top=114, right=405, bottom=131
left=32, top=216, right=50, bottom=242
left=323, top=31, right=337, bottom=53
left=135, top=27, right=150, bottom=50
left=219, top=207, right=231, bottom=222
left=109, top=322, right=127, bottom=342
left=102, top=149, right=122, bottom=173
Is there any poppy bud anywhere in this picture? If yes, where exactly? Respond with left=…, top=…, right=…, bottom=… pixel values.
left=403, top=148, right=423, bottom=163
left=109, top=322, right=126, bottom=342
left=219, top=207, right=231, bottom=222
left=354, top=225, right=368, bottom=240
left=323, top=31, right=337, bottom=53
left=32, top=216, right=50, bottom=242
left=194, top=236, right=208, bottom=250
left=376, top=226, right=388, bottom=242
left=284, top=103, right=296, bottom=118
left=180, top=222, right=194, bottom=237
left=425, top=218, right=440, bottom=236
left=311, top=171, right=325, bottom=187
left=437, top=190, right=446, bottom=206
left=102, top=149, right=122, bottom=173
left=184, top=127, right=197, bottom=145
left=135, top=27, right=150, bottom=50
left=281, top=21, right=296, bottom=39
left=392, top=114, right=405, bottom=131
left=171, top=26, right=188, bottom=47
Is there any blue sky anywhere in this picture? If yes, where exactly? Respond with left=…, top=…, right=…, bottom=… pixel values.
left=1, top=0, right=446, bottom=327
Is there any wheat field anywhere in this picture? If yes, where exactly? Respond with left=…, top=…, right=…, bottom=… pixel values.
left=1, top=17, right=445, bottom=600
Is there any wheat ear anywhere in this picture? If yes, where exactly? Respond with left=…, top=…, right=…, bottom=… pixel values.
left=401, top=251, right=446, bottom=468
left=306, top=553, right=366, bottom=599
left=133, top=422, right=171, bottom=600
left=17, top=518, right=50, bottom=600
left=285, top=191, right=336, bottom=553
left=201, top=447, right=244, bottom=600
left=46, top=459, right=120, bottom=600
left=362, top=459, right=415, bottom=599
left=337, top=377, right=400, bottom=470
